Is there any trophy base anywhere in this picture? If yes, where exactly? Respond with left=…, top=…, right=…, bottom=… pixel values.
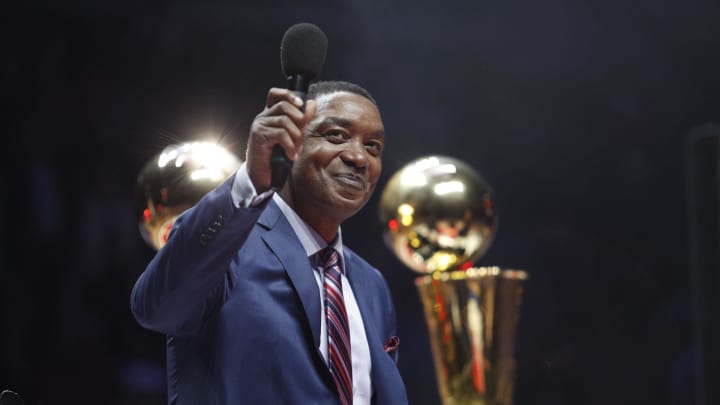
left=415, top=267, right=527, bottom=405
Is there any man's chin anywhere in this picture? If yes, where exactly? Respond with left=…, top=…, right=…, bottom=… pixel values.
left=328, top=187, right=370, bottom=214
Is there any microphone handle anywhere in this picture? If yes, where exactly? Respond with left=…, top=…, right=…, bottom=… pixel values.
left=269, top=144, right=293, bottom=191
left=269, top=74, right=311, bottom=191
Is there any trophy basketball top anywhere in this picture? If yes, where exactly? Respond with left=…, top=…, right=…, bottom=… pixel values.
left=136, top=141, right=242, bottom=250
left=378, top=155, right=498, bottom=274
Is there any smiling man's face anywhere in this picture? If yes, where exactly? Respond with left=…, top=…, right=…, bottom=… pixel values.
left=285, top=91, right=385, bottom=231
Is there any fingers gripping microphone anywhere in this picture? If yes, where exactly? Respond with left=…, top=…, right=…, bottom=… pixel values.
left=270, top=22, right=328, bottom=191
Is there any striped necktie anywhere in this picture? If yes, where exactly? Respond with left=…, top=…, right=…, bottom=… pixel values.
left=318, top=247, right=353, bottom=405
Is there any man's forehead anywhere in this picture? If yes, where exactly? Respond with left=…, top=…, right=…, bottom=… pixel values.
left=312, top=94, right=384, bottom=133
left=315, top=116, right=385, bottom=139
left=311, top=90, right=384, bottom=135
left=316, top=91, right=379, bottom=118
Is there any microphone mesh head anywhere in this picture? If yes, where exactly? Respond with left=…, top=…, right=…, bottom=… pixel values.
left=280, top=23, right=328, bottom=79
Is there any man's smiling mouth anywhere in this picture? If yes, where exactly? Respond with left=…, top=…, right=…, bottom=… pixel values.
left=333, top=173, right=366, bottom=190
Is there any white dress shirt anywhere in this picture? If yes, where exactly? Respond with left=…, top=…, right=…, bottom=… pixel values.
left=231, top=163, right=373, bottom=404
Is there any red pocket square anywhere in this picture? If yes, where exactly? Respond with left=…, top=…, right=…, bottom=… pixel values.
left=384, top=336, right=400, bottom=352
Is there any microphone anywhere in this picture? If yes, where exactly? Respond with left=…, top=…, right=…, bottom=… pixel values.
left=270, top=22, right=328, bottom=191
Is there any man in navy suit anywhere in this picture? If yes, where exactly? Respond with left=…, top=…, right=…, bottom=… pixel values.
left=131, top=81, right=408, bottom=404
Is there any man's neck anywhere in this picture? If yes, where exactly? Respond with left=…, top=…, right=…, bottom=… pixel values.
left=279, top=189, right=339, bottom=243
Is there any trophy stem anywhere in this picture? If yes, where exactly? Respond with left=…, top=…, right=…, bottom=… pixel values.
left=415, top=267, right=527, bottom=405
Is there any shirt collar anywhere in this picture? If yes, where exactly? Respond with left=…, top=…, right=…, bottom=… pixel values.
left=272, top=194, right=345, bottom=269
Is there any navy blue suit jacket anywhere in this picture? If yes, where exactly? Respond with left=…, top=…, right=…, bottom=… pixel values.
left=131, top=176, right=408, bottom=404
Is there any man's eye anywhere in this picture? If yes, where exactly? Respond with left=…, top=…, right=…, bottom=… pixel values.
left=325, top=131, right=346, bottom=142
left=366, top=141, right=383, bottom=155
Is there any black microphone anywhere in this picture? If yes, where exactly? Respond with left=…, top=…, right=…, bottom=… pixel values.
left=270, top=22, right=328, bottom=191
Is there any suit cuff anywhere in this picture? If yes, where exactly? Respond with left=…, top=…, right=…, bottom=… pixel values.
left=231, top=162, right=274, bottom=208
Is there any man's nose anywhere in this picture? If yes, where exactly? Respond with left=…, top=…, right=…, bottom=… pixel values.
left=340, top=140, right=369, bottom=170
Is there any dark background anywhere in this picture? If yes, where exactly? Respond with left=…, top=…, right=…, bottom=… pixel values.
left=2, top=0, right=719, bottom=404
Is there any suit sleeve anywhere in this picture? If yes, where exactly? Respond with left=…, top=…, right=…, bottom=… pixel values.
left=130, top=174, right=269, bottom=336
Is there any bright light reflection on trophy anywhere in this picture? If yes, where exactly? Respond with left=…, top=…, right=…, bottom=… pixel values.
left=136, top=141, right=242, bottom=250
left=379, top=155, right=527, bottom=405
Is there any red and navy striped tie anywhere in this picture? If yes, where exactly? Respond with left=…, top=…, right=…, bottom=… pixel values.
left=318, top=247, right=353, bottom=405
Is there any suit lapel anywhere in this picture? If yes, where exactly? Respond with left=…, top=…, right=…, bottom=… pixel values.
left=258, top=204, right=403, bottom=402
left=258, top=200, right=322, bottom=352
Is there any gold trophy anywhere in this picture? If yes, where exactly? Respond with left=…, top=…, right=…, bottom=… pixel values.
left=379, top=156, right=527, bottom=405
left=135, top=141, right=242, bottom=250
